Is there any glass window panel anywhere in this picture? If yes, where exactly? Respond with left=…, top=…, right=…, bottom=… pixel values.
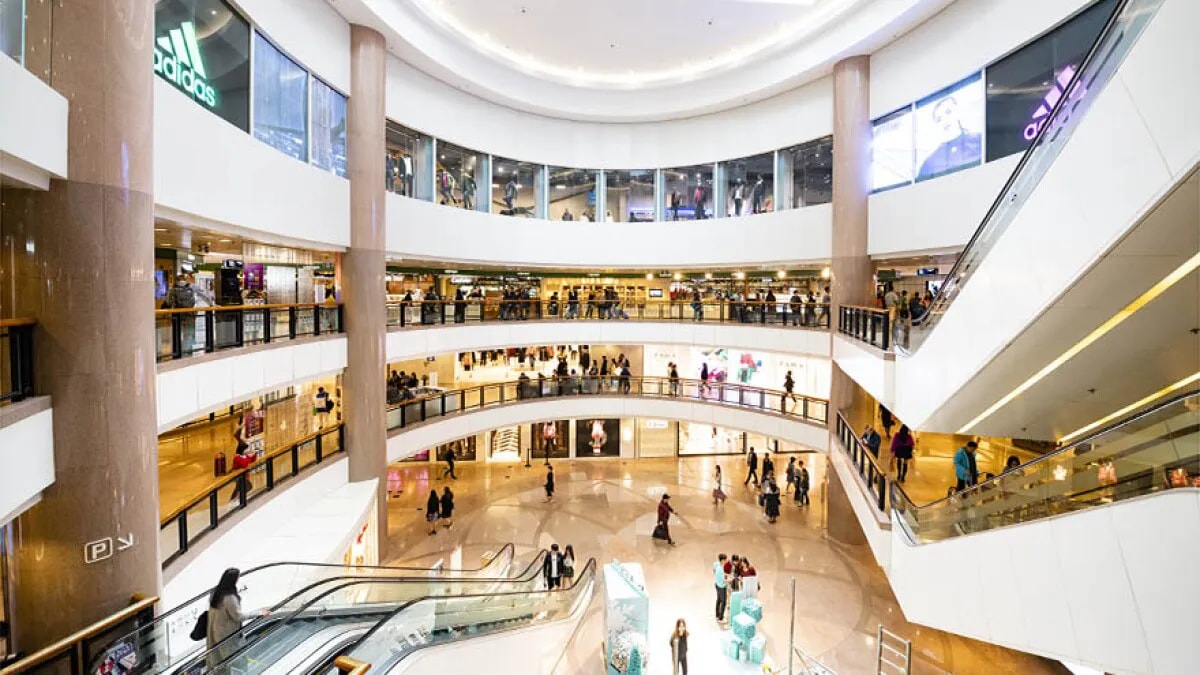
left=436, top=140, right=486, bottom=211
left=310, top=78, right=346, bottom=177
left=154, top=0, right=251, bottom=131
left=603, top=170, right=656, bottom=222
left=720, top=153, right=774, bottom=217
left=871, top=106, right=914, bottom=191
left=662, top=165, right=714, bottom=221
left=914, top=73, right=984, bottom=181
left=984, top=0, right=1118, bottom=161
left=252, top=31, right=308, bottom=161
left=1, top=0, right=22, bottom=64
left=548, top=167, right=597, bottom=222
left=782, top=136, right=833, bottom=208
left=491, top=157, right=539, bottom=217
left=387, top=122, right=434, bottom=200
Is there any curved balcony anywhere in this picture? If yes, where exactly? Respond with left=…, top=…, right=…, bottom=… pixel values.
left=383, top=375, right=829, bottom=463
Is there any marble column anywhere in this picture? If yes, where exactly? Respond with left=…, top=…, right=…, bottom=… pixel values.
left=0, top=0, right=160, bottom=650
left=343, top=25, right=388, bottom=554
left=826, top=55, right=873, bottom=545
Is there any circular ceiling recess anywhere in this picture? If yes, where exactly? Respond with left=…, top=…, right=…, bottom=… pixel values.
left=331, top=0, right=950, bottom=121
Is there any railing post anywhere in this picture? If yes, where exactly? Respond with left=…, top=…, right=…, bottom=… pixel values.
left=170, top=314, right=183, bottom=360
left=315, top=434, right=324, bottom=462
left=440, top=393, right=446, bottom=418
left=237, top=473, right=248, bottom=508
left=9, top=325, right=34, bottom=400
left=313, top=306, right=322, bottom=336
left=177, top=512, right=188, bottom=556
left=262, top=307, right=272, bottom=344
left=882, top=312, right=891, bottom=350
left=234, top=309, right=244, bottom=348
left=209, top=491, right=219, bottom=529
left=265, top=458, right=275, bottom=490
left=337, top=304, right=344, bottom=332
left=288, top=306, right=297, bottom=340
left=291, top=444, right=299, bottom=476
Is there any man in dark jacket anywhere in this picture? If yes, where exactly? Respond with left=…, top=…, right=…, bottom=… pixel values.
left=543, top=543, right=565, bottom=589
left=655, top=494, right=676, bottom=545
left=744, top=447, right=759, bottom=486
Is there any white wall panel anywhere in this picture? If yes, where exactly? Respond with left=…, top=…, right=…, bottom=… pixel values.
left=154, top=80, right=349, bottom=249
left=0, top=55, right=68, bottom=188
left=0, top=405, right=55, bottom=526
left=868, top=155, right=1018, bottom=256
left=387, top=397, right=828, bottom=463
left=237, top=0, right=351, bottom=93
left=156, top=338, right=348, bottom=431
left=869, top=0, right=1093, bottom=116
left=386, top=322, right=832, bottom=363
left=387, top=194, right=831, bottom=268
left=831, top=335, right=894, bottom=408
left=386, top=57, right=832, bottom=169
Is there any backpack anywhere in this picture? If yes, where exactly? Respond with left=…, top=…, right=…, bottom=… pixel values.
left=189, top=610, right=208, bottom=641
left=169, top=284, right=196, bottom=309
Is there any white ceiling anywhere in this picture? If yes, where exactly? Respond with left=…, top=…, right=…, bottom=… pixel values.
left=327, top=0, right=954, bottom=121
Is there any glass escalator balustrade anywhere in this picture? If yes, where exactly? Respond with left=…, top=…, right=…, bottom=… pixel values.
left=88, top=546, right=517, bottom=675
left=894, top=0, right=1166, bottom=353
left=890, top=390, right=1200, bottom=543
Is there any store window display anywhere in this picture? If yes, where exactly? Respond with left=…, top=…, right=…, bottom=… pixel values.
left=604, top=170, right=656, bottom=222
left=576, top=419, right=620, bottom=457
left=534, top=421, right=571, bottom=460
left=492, top=157, right=543, bottom=217
left=779, top=137, right=833, bottom=209
left=720, top=153, right=773, bottom=216
left=548, top=167, right=598, bottom=222
left=385, top=122, right=432, bottom=200
left=662, top=165, right=715, bottom=221
left=437, top=140, right=488, bottom=211
left=252, top=31, right=308, bottom=162
left=310, top=78, right=347, bottom=178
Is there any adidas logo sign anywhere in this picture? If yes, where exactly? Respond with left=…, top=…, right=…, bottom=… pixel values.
left=1023, top=64, right=1084, bottom=142
left=154, top=21, right=217, bottom=108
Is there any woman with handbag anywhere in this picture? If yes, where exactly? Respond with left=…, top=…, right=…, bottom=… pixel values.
left=203, top=568, right=265, bottom=668
left=562, top=545, right=576, bottom=582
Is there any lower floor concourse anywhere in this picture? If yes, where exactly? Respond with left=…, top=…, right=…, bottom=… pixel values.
left=379, top=457, right=1066, bottom=674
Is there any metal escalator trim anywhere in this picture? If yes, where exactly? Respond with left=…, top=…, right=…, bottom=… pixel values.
left=202, top=550, right=550, bottom=674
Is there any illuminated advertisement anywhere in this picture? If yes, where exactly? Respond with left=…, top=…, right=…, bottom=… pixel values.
left=870, top=106, right=914, bottom=191
left=914, top=73, right=984, bottom=181
left=154, top=0, right=251, bottom=131
left=576, top=419, right=620, bottom=457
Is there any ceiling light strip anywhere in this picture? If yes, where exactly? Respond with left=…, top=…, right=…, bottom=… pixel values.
left=957, top=250, right=1200, bottom=435
left=1057, top=371, right=1200, bottom=444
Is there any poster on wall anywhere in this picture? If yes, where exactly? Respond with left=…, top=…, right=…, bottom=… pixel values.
left=984, top=0, right=1118, bottom=161
left=914, top=73, right=984, bottom=181
left=534, top=421, right=570, bottom=459
left=870, top=106, right=914, bottom=191
left=153, top=0, right=251, bottom=131
left=576, top=419, right=620, bottom=457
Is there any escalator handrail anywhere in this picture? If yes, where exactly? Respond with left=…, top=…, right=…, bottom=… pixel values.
left=907, top=0, right=1132, bottom=340
left=892, top=389, right=1199, bottom=514
left=89, top=543, right=515, bottom=672
left=342, top=558, right=599, bottom=675
left=199, top=550, right=550, bottom=673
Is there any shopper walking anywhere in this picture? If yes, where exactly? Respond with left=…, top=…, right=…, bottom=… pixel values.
left=789, top=290, right=803, bottom=326
left=785, top=457, right=797, bottom=495
left=763, top=481, right=781, bottom=524
left=762, top=452, right=775, bottom=484
left=439, top=487, right=455, bottom=529
left=543, top=543, right=565, bottom=590
left=712, top=465, right=727, bottom=504
left=954, top=441, right=979, bottom=492
left=861, top=424, right=883, bottom=459
left=654, top=494, right=676, bottom=545
left=425, top=490, right=440, bottom=535
left=892, top=425, right=915, bottom=483
left=744, top=446, right=759, bottom=486
left=619, top=363, right=632, bottom=394
left=691, top=287, right=703, bottom=321
left=880, top=405, right=895, bottom=438
left=441, top=445, right=457, bottom=480
left=544, top=465, right=556, bottom=502
left=669, top=362, right=680, bottom=397
left=782, top=370, right=796, bottom=413
left=699, top=362, right=710, bottom=398
left=713, top=554, right=728, bottom=621
left=669, top=619, right=689, bottom=675
left=204, top=568, right=263, bottom=669
left=795, top=460, right=811, bottom=506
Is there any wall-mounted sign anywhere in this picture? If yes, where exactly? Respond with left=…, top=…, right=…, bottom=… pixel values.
left=154, top=22, right=216, bottom=108
left=154, top=0, right=251, bottom=132
left=83, top=533, right=135, bottom=564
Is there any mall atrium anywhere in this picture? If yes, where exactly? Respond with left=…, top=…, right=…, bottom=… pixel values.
left=0, top=0, right=1197, bottom=673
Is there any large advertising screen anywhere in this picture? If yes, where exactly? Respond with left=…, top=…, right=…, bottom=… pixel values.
left=871, top=107, right=914, bottom=191
left=914, top=73, right=984, bottom=181
left=154, top=0, right=251, bottom=131
left=984, top=0, right=1118, bottom=161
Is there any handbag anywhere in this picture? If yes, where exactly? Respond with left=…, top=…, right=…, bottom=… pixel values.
left=189, top=610, right=208, bottom=641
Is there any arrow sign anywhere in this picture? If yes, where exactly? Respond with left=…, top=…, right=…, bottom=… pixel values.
left=117, top=533, right=135, bottom=551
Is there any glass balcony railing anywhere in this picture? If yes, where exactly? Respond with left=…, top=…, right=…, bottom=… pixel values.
left=155, top=303, right=343, bottom=363
left=897, top=0, right=1165, bottom=353
left=0, top=317, right=35, bottom=404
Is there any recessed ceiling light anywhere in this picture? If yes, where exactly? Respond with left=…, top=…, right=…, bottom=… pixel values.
left=154, top=228, right=167, bottom=232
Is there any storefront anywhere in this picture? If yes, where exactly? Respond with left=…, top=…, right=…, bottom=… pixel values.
left=642, top=344, right=831, bottom=399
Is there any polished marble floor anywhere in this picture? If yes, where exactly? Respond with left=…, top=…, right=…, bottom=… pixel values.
left=380, top=457, right=1066, bottom=675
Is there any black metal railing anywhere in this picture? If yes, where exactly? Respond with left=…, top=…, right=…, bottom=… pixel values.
left=155, top=303, right=343, bottom=363
left=1, top=317, right=36, bottom=404
left=837, top=305, right=891, bottom=351
left=386, top=376, right=829, bottom=431
left=385, top=298, right=832, bottom=329
left=834, top=411, right=890, bottom=512
left=158, top=424, right=344, bottom=567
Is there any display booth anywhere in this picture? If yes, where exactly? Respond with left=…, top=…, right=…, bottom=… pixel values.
left=604, top=561, right=648, bottom=675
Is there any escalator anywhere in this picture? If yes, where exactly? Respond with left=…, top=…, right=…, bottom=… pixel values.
left=189, top=550, right=552, bottom=675
left=89, top=544, right=521, bottom=675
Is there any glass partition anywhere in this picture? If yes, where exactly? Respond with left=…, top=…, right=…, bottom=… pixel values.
left=720, top=153, right=774, bottom=217
left=492, top=157, right=542, bottom=217
left=310, top=78, right=346, bottom=177
left=662, top=164, right=714, bottom=220
left=870, top=106, right=914, bottom=192
left=387, top=122, right=433, bottom=200
left=1, top=0, right=22, bottom=63
left=779, top=136, right=833, bottom=209
left=547, top=167, right=598, bottom=222
left=604, top=170, right=655, bottom=222
left=252, top=31, right=308, bottom=161
left=436, top=140, right=487, bottom=211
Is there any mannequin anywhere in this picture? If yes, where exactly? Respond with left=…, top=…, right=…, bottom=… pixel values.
left=693, top=184, right=706, bottom=220
left=670, top=191, right=681, bottom=221
left=399, top=154, right=413, bottom=196
left=385, top=153, right=396, bottom=193
left=589, top=420, right=607, bottom=454
left=504, top=178, right=518, bottom=210
left=438, top=170, right=456, bottom=204
left=732, top=180, right=746, bottom=216
left=751, top=176, right=766, bottom=214
left=460, top=171, right=476, bottom=210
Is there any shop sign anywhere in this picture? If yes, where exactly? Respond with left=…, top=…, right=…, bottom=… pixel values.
left=154, top=21, right=217, bottom=108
